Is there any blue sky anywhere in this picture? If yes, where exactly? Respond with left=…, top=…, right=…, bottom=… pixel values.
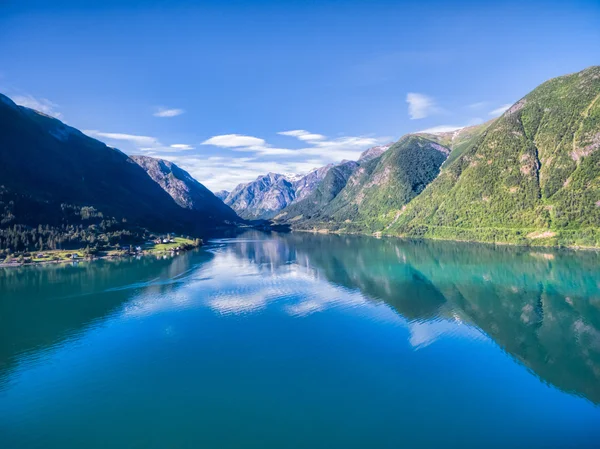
left=1, top=0, right=599, bottom=191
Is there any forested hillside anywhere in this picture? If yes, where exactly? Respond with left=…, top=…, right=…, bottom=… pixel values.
left=391, top=66, right=600, bottom=247
left=282, top=136, right=449, bottom=233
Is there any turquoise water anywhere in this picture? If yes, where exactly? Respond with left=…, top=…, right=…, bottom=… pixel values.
left=1, top=231, right=599, bottom=448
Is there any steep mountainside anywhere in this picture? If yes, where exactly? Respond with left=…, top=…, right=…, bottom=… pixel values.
left=224, top=173, right=296, bottom=220
left=0, top=93, right=236, bottom=252
left=358, top=143, right=393, bottom=163
left=292, top=164, right=333, bottom=202
left=417, top=121, right=494, bottom=166
left=0, top=94, right=187, bottom=228
left=391, top=66, right=600, bottom=247
left=274, top=161, right=359, bottom=222
left=131, top=156, right=240, bottom=223
left=287, top=136, right=449, bottom=232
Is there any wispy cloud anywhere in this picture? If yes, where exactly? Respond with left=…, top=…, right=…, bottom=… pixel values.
left=278, top=130, right=326, bottom=142
left=175, top=130, right=390, bottom=190
left=202, top=131, right=389, bottom=164
left=169, top=144, right=194, bottom=150
left=84, top=130, right=194, bottom=153
left=489, top=104, right=512, bottom=116
left=158, top=154, right=324, bottom=191
left=468, top=101, right=487, bottom=110
left=12, top=94, right=62, bottom=118
left=154, top=107, right=185, bottom=117
left=406, top=93, right=439, bottom=120
left=417, top=118, right=484, bottom=134
left=201, top=134, right=295, bottom=156
left=202, top=134, right=266, bottom=148
left=418, top=125, right=465, bottom=134
left=84, top=130, right=158, bottom=146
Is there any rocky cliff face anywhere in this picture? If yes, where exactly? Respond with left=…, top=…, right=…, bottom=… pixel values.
left=292, top=164, right=333, bottom=202
left=223, top=166, right=333, bottom=220
left=131, top=155, right=240, bottom=223
left=224, top=173, right=296, bottom=220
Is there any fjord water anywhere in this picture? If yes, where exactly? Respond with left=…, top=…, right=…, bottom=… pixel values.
left=1, top=233, right=599, bottom=448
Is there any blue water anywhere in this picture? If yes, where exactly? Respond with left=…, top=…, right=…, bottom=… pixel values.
left=1, top=232, right=599, bottom=448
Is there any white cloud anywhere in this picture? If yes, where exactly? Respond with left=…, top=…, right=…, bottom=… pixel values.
left=12, top=94, right=62, bottom=118
left=418, top=125, right=465, bottom=134
left=302, top=136, right=386, bottom=162
left=417, top=118, right=484, bottom=134
left=278, top=129, right=326, bottom=141
left=406, top=92, right=438, bottom=120
left=489, top=104, right=512, bottom=116
left=85, top=127, right=388, bottom=190
left=84, top=130, right=194, bottom=153
left=84, top=130, right=158, bottom=147
left=170, top=144, right=194, bottom=150
left=194, top=130, right=390, bottom=188
left=153, top=133, right=389, bottom=191
left=467, top=101, right=487, bottom=110
left=152, top=153, right=325, bottom=191
left=202, top=134, right=267, bottom=148
left=154, top=107, right=185, bottom=117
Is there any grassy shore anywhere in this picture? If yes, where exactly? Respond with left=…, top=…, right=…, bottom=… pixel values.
left=1, top=236, right=202, bottom=267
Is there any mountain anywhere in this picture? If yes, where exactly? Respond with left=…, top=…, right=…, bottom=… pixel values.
left=416, top=121, right=494, bottom=166
left=214, top=190, right=230, bottom=201
left=224, top=173, right=296, bottom=220
left=274, top=161, right=359, bottom=222
left=390, top=66, right=600, bottom=247
left=0, top=93, right=236, bottom=252
left=225, top=144, right=393, bottom=220
left=131, top=156, right=240, bottom=223
left=292, top=164, right=334, bottom=202
left=286, top=136, right=449, bottom=233
left=224, top=166, right=333, bottom=220
left=358, top=143, right=393, bottom=163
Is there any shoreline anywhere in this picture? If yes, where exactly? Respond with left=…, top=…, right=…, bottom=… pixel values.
left=290, top=227, right=600, bottom=252
left=0, top=237, right=203, bottom=269
left=0, top=250, right=192, bottom=269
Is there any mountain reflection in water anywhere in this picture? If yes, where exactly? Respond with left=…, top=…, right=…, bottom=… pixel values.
left=1, top=231, right=599, bottom=449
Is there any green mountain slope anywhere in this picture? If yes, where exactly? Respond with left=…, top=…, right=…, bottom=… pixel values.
left=290, top=135, right=449, bottom=233
left=417, top=120, right=495, bottom=166
left=274, top=161, right=359, bottom=222
left=390, top=66, right=600, bottom=247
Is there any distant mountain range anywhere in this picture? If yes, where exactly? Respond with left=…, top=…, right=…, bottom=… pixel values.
left=221, top=166, right=334, bottom=220
left=275, top=137, right=448, bottom=230
left=2, top=66, right=599, bottom=251
left=220, top=144, right=393, bottom=220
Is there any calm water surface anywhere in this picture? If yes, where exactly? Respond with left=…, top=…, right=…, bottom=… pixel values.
left=1, top=232, right=600, bottom=448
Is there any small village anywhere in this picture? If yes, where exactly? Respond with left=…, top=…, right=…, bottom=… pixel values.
left=0, top=234, right=203, bottom=267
